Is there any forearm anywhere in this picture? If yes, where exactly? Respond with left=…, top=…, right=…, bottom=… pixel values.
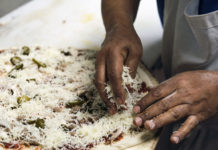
left=101, top=0, right=140, bottom=32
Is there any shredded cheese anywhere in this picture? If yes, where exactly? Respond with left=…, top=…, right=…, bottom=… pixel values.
left=0, top=46, right=150, bottom=149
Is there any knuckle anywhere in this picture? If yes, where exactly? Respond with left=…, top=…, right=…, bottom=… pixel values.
left=182, top=89, right=192, bottom=98
left=186, top=105, right=192, bottom=114
left=137, top=98, right=147, bottom=107
left=109, top=71, right=116, bottom=79
left=151, top=87, right=162, bottom=98
left=108, top=49, right=119, bottom=59
left=178, top=88, right=194, bottom=99
left=170, top=110, right=180, bottom=120
left=94, top=79, right=104, bottom=88
left=109, top=46, right=120, bottom=53
left=96, top=50, right=105, bottom=61
left=141, top=111, right=150, bottom=119
left=113, top=89, right=124, bottom=98
left=190, top=115, right=199, bottom=125
left=109, top=70, right=121, bottom=81
left=158, top=101, right=168, bottom=112
left=177, top=79, right=189, bottom=87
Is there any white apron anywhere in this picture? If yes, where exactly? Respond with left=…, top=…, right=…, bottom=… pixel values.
left=162, top=0, right=218, bottom=77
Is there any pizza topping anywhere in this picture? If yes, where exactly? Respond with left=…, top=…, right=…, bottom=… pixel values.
left=10, top=56, right=22, bottom=65
left=35, top=118, right=45, bottom=129
left=61, top=124, right=76, bottom=132
left=0, top=47, right=155, bottom=150
left=8, top=74, right=16, bottom=78
left=32, top=58, right=46, bottom=68
left=17, top=95, right=31, bottom=105
left=35, top=46, right=41, bottom=50
left=27, top=120, right=36, bottom=125
left=27, top=118, right=45, bottom=129
left=8, top=89, right=14, bottom=95
left=61, top=51, right=72, bottom=56
left=16, top=115, right=25, bottom=121
left=3, top=143, right=20, bottom=149
left=53, top=107, right=62, bottom=113
left=113, top=133, right=123, bottom=142
left=22, top=46, right=30, bottom=55
left=138, top=82, right=148, bottom=93
left=8, top=63, right=24, bottom=77
left=65, top=100, right=85, bottom=108
left=13, top=64, right=24, bottom=70
left=126, top=84, right=135, bottom=93
left=26, top=78, right=36, bottom=82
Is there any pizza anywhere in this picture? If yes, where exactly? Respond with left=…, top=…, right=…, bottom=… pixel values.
left=0, top=46, right=158, bottom=150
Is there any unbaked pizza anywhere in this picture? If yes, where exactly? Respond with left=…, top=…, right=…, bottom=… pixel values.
left=0, top=46, right=158, bottom=150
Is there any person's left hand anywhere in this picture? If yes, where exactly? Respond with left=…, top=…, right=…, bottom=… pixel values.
left=133, top=70, right=218, bottom=144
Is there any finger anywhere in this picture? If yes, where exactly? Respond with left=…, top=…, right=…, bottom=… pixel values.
left=134, top=90, right=179, bottom=126
left=124, top=46, right=142, bottom=78
left=95, top=52, right=117, bottom=115
left=144, top=104, right=189, bottom=129
left=133, top=80, right=176, bottom=114
left=170, top=115, right=199, bottom=144
left=107, top=49, right=126, bottom=105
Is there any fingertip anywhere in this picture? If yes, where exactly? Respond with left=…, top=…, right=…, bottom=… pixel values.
left=116, top=97, right=124, bottom=105
left=170, top=136, right=180, bottom=144
left=106, top=102, right=117, bottom=115
left=133, top=117, right=142, bottom=126
left=129, top=70, right=137, bottom=79
left=144, top=120, right=155, bottom=130
left=133, top=106, right=141, bottom=113
left=108, top=108, right=117, bottom=115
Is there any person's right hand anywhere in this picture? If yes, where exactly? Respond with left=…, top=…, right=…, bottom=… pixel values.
left=95, top=24, right=143, bottom=115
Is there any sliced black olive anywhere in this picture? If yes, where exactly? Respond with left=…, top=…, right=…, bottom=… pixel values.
left=61, top=51, right=72, bottom=56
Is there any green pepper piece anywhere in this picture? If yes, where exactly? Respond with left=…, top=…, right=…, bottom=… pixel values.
left=22, top=46, right=30, bottom=55
left=65, top=100, right=85, bottom=108
left=32, top=58, right=46, bottom=68
left=27, top=120, right=36, bottom=125
left=10, top=56, right=22, bottom=66
left=17, top=95, right=30, bottom=105
left=35, top=118, right=45, bottom=129
left=8, top=64, right=24, bottom=76
left=26, top=78, right=36, bottom=82
left=14, top=64, right=23, bottom=70
left=8, top=74, right=16, bottom=78
left=17, top=98, right=22, bottom=105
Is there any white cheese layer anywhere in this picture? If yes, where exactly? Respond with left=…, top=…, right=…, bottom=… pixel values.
left=0, top=47, right=150, bottom=149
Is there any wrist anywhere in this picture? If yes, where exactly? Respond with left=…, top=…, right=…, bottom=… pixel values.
left=106, top=23, right=135, bottom=36
left=105, top=17, right=134, bottom=32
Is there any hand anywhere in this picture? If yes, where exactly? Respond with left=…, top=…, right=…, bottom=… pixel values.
left=133, top=71, right=218, bottom=144
left=95, top=24, right=142, bottom=115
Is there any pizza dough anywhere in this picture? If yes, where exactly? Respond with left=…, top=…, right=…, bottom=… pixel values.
left=0, top=46, right=158, bottom=150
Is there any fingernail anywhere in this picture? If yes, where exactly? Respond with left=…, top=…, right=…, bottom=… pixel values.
left=133, top=106, right=141, bottom=113
left=172, top=136, right=180, bottom=144
left=145, top=120, right=155, bottom=130
left=116, top=97, right=123, bottom=105
left=108, top=108, right=116, bottom=115
left=134, top=117, right=142, bottom=126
